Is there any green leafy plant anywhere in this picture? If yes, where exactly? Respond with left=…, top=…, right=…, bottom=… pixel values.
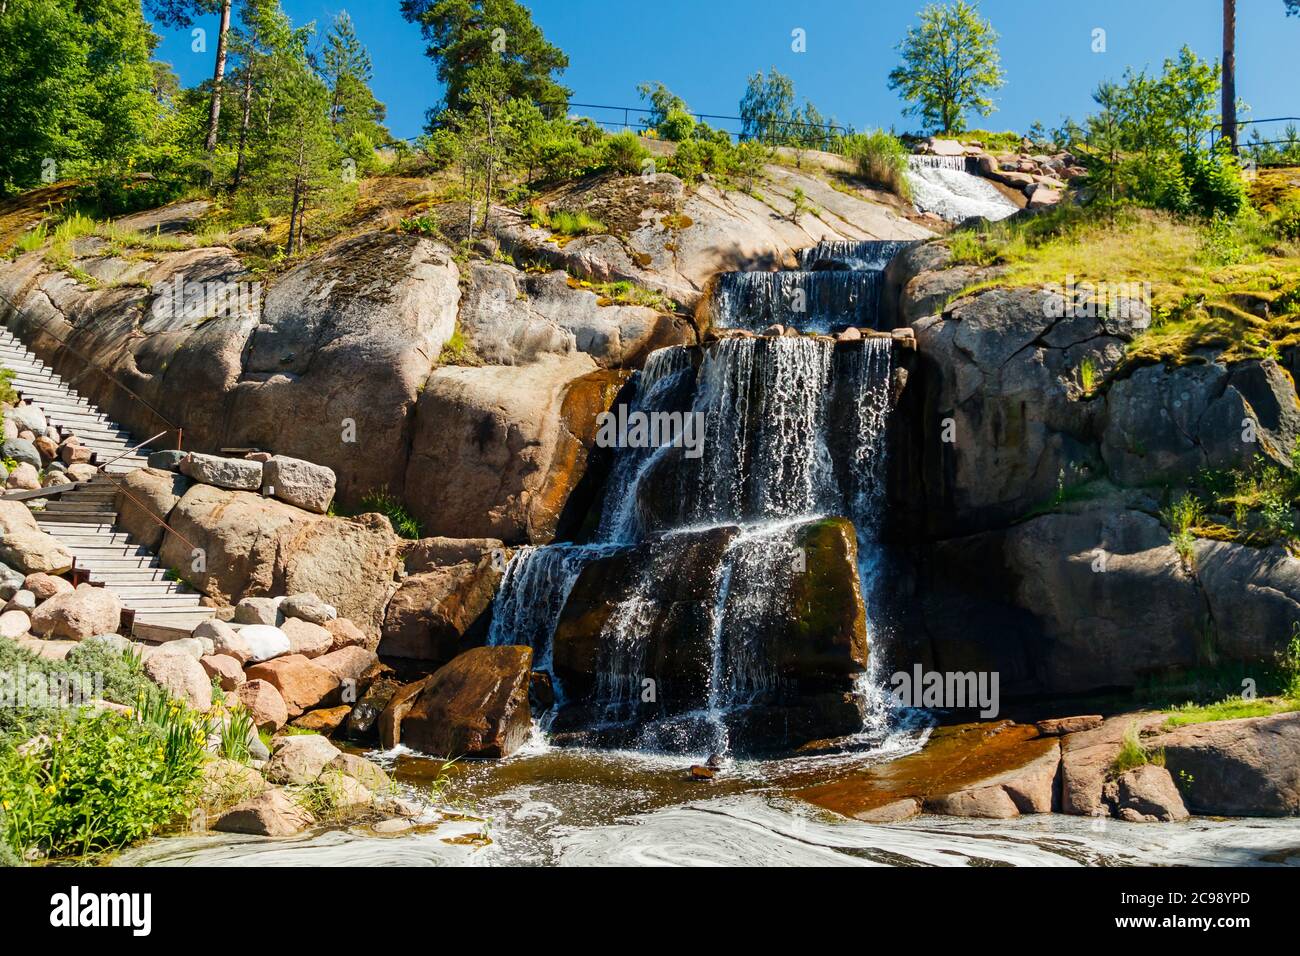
left=1077, top=356, right=1098, bottom=395
left=358, top=487, right=423, bottom=539
left=1108, top=723, right=1165, bottom=777
left=841, top=129, right=911, bottom=200
left=1162, top=492, right=1204, bottom=568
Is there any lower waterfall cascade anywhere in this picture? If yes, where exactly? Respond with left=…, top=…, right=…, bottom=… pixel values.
left=488, top=239, right=904, bottom=755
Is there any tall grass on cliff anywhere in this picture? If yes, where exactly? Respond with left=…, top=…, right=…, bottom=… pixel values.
left=838, top=130, right=912, bottom=200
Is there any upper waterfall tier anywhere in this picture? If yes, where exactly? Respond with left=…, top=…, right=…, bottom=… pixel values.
left=709, top=239, right=913, bottom=334
left=905, top=154, right=1019, bottom=223
left=597, top=335, right=893, bottom=542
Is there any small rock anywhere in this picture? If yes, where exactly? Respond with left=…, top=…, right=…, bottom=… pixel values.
left=5, top=589, right=36, bottom=612
left=238, top=623, right=291, bottom=662
left=688, top=765, right=716, bottom=781
left=0, top=609, right=31, bottom=639
left=192, top=619, right=253, bottom=664
left=183, top=452, right=264, bottom=491
left=143, top=650, right=213, bottom=711
left=289, top=705, right=352, bottom=736
left=6, top=462, right=40, bottom=490
left=324, top=616, right=373, bottom=652
left=146, top=449, right=187, bottom=471
left=261, top=457, right=337, bottom=514
left=836, top=326, right=862, bottom=342
left=265, top=733, right=342, bottom=785
left=315, top=645, right=378, bottom=685
left=7, top=404, right=46, bottom=435
left=200, top=654, right=247, bottom=691
left=1036, top=715, right=1103, bottom=736
left=329, top=752, right=392, bottom=792
left=28, top=583, right=121, bottom=641
left=234, top=596, right=284, bottom=627
left=59, top=442, right=93, bottom=465
left=280, top=591, right=337, bottom=626
left=23, top=572, right=73, bottom=600
left=282, top=617, right=333, bottom=659
left=214, top=789, right=314, bottom=836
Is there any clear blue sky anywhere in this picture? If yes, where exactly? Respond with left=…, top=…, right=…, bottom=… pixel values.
left=149, top=0, right=1300, bottom=142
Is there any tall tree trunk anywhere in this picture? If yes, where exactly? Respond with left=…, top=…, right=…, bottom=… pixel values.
left=203, top=0, right=234, bottom=181
left=1222, top=0, right=1238, bottom=153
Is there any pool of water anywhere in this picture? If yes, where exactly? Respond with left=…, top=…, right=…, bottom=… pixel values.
left=117, top=736, right=1300, bottom=868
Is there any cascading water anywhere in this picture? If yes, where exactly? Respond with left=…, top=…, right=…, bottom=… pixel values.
left=710, top=239, right=914, bottom=335
left=489, top=239, right=901, bottom=756
left=906, top=154, right=1018, bottom=223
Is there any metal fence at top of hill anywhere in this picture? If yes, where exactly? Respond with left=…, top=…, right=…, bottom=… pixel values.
left=557, top=101, right=849, bottom=144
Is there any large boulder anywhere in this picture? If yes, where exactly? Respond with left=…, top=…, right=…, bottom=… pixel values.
left=114, top=466, right=188, bottom=551
left=399, top=645, right=533, bottom=758
left=182, top=452, right=263, bottom=491
left=404, top=354, right=624, bottom=544
left=244, top=654, right=340, bottom=718
left=143, top=648, right=213, bottom=711
left=458, top=261, right=692, bottom=367
left=1059, top=714, right=1166, bottom=815
left=158, top=485, right=401, bottom=640
left=378, top=554, right=502, bottom=667
left=1145, top=712, right=1300, bottom=816
left=28, top=583, right=121, bottom=641
left=261, top=455, right=336, bottom=514
left=0, top=501, right=73, bottom=574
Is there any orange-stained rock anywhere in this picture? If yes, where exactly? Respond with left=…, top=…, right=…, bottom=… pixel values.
left=400, top=645, right=532, bottom=758
left=377, top=675, right=433, bottom=749
left=794, top=721, right=1061, bottom=821
left=244, top=654, right=339, bottom=718
left=289, top=705, right=352, bottom=736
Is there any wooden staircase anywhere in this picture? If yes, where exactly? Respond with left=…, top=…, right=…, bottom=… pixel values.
left=0, top=327, right=216, bottom=640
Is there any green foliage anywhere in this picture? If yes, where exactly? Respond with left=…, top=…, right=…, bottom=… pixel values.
left=400, top=0, right=571, bottom=116
left=1108, top=723, right=1165, bottom=777
left=359, top=487, right=424, bottom=539
left=0, top=0, right=161, bottom=195
left=738, top=68, right=837, bottom=150
left=438, top=324, right=482, bottom=367
left=601, top=131, right=650, bottom=175
left=1080, top=47, right=1246, bottom=219
left=887, top=0, right=1006, bottom=135
left=1273, top=200, right=1300, bottom=242
left=0, top=368, right=16, bottom=407
left=658, top=109, right=697, bottom=143
left=1163, top=492, right=1204, bottom=567
left=322, top=12, right=391, bottom=152
left=1077, top=356, right=1098, bottom=395
left=840, top=130, right=911, bottom=199
left=0, top=705, right=205, bottom=859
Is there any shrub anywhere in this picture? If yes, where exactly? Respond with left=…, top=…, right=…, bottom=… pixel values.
left=0, top=707, right=206, bottom=859
left=601, top=131, right=650, bottom=175
left=841, top=130, right=911, bottom=200
left=1109, top=723, right=1164, bottom=777
left=1181, top=149, right=1250, bottom=219
left=1273, top=200, right=1300, bottom=243
left=657, top=108, right=696, bottom=143
left=1162, top=492, right=1204, bottom=567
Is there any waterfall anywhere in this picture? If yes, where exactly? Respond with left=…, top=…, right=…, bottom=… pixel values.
left=488, top=251, right=899, bottom=753
left=711, top=271, right=886, bottom=333
left=797, top=239, right=914, bottom=271
left=906, top=155, right=1018, bottom=223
